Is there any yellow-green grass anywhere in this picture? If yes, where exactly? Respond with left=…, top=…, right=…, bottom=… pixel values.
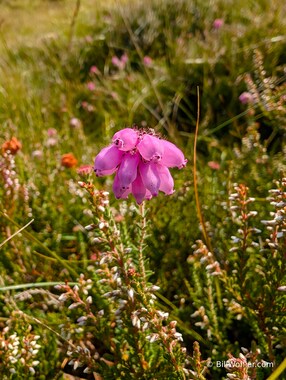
left=0, top=0, right=122, bottom=52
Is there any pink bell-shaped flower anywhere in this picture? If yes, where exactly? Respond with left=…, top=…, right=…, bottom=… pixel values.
left=160, top=140, right=187, bottom=169
left=112, top=128, right=139, bottom=151
left=113, top=172, right=131, bottom=199
left=94, top=144, right=124, bottom=176
left=157, top=165, right=174, bottom=195
left=94, top=127, right=187, bottom=203
left=139, top=161, right=161, bottom=197
left=137, top=134, right=163, bottom=162
left=117, top=152, right=140, bottom=189
left=132, top=170, right=147, bottom=205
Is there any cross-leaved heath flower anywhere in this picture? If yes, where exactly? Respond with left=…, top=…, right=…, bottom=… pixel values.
left=94, top=128, right=187, bottom=204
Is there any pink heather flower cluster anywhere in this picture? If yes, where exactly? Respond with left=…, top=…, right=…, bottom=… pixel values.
left=239, top=91, right=256, bottom=105
left=94, top=128, right=187, bottom=204
left=111, top=53, right=128, bottom=70
left=143, top=56, right=153, bottom=67
left=213, top=18, right=224, bottom=30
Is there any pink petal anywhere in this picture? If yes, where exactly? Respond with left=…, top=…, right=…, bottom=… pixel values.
left=145, top=190, right=153, bottom=200
left=139, top=161, right=160, bottom=196
left=112, top=56, right=121, bottom=67
left=117, top=153, right=140, bottom=189
left=94, top=145, right=124, bottom=176
left=95, top=167, right=117, bottom=177
left=137, top=134, right=163, bottom=162
left=112, top=128, right=139, bottom=151
left=132, top=170, right=147, bottom=204
left=157, top=165, right=174, bottom=195
left=160, top=140, right=187, bottom=169
left=113, top=172, right=131, bottom=199
left=121, top=187, right=131, bottom=199
left=120, top=53, right=128, bottom=64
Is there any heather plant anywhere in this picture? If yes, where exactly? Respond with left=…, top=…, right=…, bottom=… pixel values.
left=54, top=186, right=205, bottom=379
left=0, top=314, right=42, bottom=377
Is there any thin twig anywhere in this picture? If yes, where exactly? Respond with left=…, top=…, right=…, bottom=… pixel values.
left=193, top=87, right=212, bottom=252
left=0, top=218, right=34, bottom=249
left=120, top=10, right=173, bottom=136
left=0, top=212, right=79, bottom=279
left=68, top=0, right=81, bottom=51
left=193, top=88, right=223, bottom=310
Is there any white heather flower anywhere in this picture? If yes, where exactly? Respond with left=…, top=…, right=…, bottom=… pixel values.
left=77, top=316, right=87, bottom=323
left=9, top=356, right=18, bottom=364
left=148, top=285, right=160, bottom=291
left=12, top=349, right=18, bottom=356
left=98, top=222, right=106, bottom=229
left=157, top=311, right=169, bottom=319
left=58, top=293, right=68, bottom=302
left=174, top=332, right=183, bottom=341
left=68, top=302, right=81, bottom=310
left=131, top=314, right=139, bottom=327
left=73, top=361, right=79, bottom=370
left=149, top=334, right=159, bottom=343
left=127, top=288, right=134, bottom=301
left=142, top=322, right=149, bottom=331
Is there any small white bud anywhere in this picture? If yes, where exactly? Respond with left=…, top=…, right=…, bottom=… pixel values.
left=58, top=293, right=68, bottom=302
left=68, top=302, right=81, bottom=310
left=98, top=222, right=106, bottom=230
left=73, top=361, right=79, bottom=370
left=127, top=288, right=134, bottom=301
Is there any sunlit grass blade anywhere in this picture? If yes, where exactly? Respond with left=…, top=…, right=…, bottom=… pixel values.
left=0, top=218, right=34, bottom=249
left=0, top=282, right=78, bottom=292
left=0, top=211, right=79, bottom=279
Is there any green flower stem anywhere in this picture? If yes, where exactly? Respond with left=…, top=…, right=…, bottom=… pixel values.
left=138, top=202, right=147, bottom=283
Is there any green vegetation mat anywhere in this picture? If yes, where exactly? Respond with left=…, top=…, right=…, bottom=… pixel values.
left=0, top=0, right=285, bottom=379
